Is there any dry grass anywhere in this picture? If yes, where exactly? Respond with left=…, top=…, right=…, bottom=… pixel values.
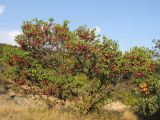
left=0, top=103, right=78, bottom=120
left=0, top=76, right=139, bottom=120
left=121, top=111, right=138, bottom=120
left=0, top=102, right=128, bottom=120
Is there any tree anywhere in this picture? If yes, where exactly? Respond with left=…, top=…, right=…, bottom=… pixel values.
left=153, top=39, right=160, bottom=73
left=16, top=18, right=75, bottom=75
left=123, top=47, right=156, bottom=81
left=153, top=39, right=160, bottom=58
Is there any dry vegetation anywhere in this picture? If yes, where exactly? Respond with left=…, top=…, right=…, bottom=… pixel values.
left=0, top=76, right=138, bottom=120
left=0, top=103, right=138, bottom=120
left=0, top=103, right=78, bottom=120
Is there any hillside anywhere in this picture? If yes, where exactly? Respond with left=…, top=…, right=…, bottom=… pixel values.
left=0, top=75, right=139, bottom=120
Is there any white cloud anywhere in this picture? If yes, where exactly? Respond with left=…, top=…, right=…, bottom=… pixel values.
left=0, top=30, right=20, bottom=45
left=0, top=6, right=19, bottom=45
left=0, top=5, right=6, bottom=15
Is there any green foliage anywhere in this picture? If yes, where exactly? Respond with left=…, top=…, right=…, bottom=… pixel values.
left=153, top=39, right=160, bottom=60
left=0, top=43, right=5, bottom=58
left=138, top=95, right=160, bottom=117
left=153, top=39, right=160, bottom=74
left=123, top=47, right=155, bottom=81
left=136, top=74, right=160, bottom=119
left=2, top=45, right=31, bottom=84
left=1, top=18, right=160, bottom=119
left=0, top=44, right=15, bottom=69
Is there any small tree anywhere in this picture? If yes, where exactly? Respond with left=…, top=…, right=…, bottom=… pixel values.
left=123, top=47, right=156, bottom=82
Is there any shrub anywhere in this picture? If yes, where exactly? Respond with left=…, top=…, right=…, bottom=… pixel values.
left=123, top=47, right=155, bottom=81
left=136, top=74, right=160, bottom=119
left=3, top=45, right=31, bottom=84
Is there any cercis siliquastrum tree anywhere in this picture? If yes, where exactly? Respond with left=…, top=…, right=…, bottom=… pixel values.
left=67, top=27, right=124, bottom=89
left=123, top=47, right=156, bottom=81
left=15, top=18, right=126, bottom=95
left=15, top=18, right=156, bottom=91
left=67, top=26, right=99, bottom=79
left=95, top=37, right=124, bottom=87
left=15, top=18, right=75, bottom=75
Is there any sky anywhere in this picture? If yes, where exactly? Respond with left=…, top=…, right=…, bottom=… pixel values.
left=0, top=0, right=160, bottom=51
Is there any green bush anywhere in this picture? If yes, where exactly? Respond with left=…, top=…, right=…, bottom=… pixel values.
left=136, top=74, right=160, bottom=119
left=138, top=95, right=160, bottom=118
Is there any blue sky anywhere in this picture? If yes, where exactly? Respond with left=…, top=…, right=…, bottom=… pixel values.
left=0, top=0, right=160, bottom=51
